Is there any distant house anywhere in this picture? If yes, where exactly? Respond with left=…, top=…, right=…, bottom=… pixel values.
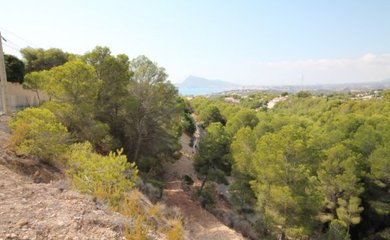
left=224, top=97, right=240, bottom=104
left=267, top=96, right=288, bottom=109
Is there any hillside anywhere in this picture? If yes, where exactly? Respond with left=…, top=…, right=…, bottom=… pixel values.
left=162, top=133, right=245, bottom=240
left=0, top=114, right=246, bottom=240
left=0, top=115, right=165, bottom=240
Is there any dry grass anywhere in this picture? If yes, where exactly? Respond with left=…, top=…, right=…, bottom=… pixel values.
left=124, top=215, right=150, bottom=240
left=165, top=218, right=185, bottom=240
left=91, top=185, right=185, bottom=240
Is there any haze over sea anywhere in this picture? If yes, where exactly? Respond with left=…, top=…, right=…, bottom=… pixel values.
left=178, top=87, right=237, bottom=96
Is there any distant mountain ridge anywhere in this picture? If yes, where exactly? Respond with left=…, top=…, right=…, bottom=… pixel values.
left=175, top=76, right=390, bottom=96
left=176, top=76, right=239, bottom=88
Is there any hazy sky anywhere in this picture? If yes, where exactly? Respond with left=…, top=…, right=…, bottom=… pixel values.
left=1, top=0, right=390, bottom=85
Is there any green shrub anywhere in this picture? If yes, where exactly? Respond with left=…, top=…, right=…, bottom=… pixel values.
left=322, top=220, right=351, bottom=240
left=41, top=101, right=117, bottom=152
left=183, top=112, right=196, bottom=135
left=66, top=142, right=139, bottom=203
left=9, top=107, right=69, bottom=163
left=146, top=179, right=166, bottom=190
left=195, top=185, right=215, bottom=207
left=296, top=91, right=312, bottom=98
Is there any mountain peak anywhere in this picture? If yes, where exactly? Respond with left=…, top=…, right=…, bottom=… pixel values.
left=178, top=76, right=239, bottom=88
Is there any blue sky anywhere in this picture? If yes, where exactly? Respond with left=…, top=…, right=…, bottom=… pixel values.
left=1, top=0, right=390, bottom=85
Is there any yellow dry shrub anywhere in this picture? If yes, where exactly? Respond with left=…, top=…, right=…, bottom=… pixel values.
left=67, top=142, right=138, bottom=205
left=9, top=107, right=69, bottom=163
left=124, top=215, right=150, bottom=240
left=66, top=142, right=184, bottom=240
left=115, top=190, right=143, bottom=217
left=149, top=203, right=164, bottom=220
left=166, top=218, right=185, bottom=240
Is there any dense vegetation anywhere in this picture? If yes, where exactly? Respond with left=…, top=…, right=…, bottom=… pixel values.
left=191, top=92, right=390, bottom=240
left=4, top=54, right=25, bottom=83
left=20, top=46, right=185, bottom=173
left=8, top=46, right=186, bottom=239
left=5, top=44, right=389, bottom=239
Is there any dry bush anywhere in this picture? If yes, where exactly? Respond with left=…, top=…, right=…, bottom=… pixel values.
left=165, top=218, right=185, bottom=240
left=9, top=107, right=69, bottom=164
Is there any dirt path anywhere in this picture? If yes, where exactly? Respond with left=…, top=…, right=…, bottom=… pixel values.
left=162, top=134, right=245, bottom=240
left=0, top=113, right=244, bottom=239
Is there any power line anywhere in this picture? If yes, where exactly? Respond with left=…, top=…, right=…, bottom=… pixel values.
left=0, top=27, right=38, bottom=47
left=4, top=40, right=22, bottom=50
left=3, top=42, right=20, bottom=52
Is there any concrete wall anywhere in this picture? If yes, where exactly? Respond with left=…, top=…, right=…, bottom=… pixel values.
left=0, top=82, right=47, bottom=113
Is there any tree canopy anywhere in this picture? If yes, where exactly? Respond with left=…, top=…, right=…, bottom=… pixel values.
left=20, top=47, right=70, bottom=73
left=190, top=91, right=390, bottom=239
left=4, top=54, right=25, bottom=83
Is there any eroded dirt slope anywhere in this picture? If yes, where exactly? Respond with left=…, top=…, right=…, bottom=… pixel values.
left=0, top=116, right=134, bottom=240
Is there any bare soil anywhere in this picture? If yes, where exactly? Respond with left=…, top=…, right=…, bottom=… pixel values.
left=0, top=115, right=139, bottom=240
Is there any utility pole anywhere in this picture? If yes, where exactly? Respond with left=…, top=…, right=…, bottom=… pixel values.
left=0, top=31, right=10, bottom=114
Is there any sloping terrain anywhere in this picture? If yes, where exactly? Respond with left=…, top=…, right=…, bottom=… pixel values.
left=0, top=115, right=153, bottom=240
left=162, top=134, right=245, bottom=240
left=0, top=114, right=244, bottom=240
left=0, top=164, right=131, bottom=239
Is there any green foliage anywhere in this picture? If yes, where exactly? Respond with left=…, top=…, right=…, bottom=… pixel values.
left=182, top=112, right=196, bottom=135
left=27, top=58, right=115, bottom=149
left=230, top=127, right=257, bottom=208
left=21, top=47, right=70, bottom=73
left=189, top=92, right=390, bottom=239
left=229, top=178, right=256, bottom=210
left=226, top=109, right=259, bottom=136
left=9, top=107, right=69, bottom=163
left=336, top=197, right=364, bottom=227
left=42, top=101, right=114, bottom=151
left=67, top=142, right=138, bottom=199
left=317, top=144, right=364, bottom=228
left=83, top=46, right=115, bottom=79
left=116, top=55, right=183, bottom=172
left=351, top=123, right=381, bottom=157
left=195, top=184, right=215, bottom=207
left=369, top=143, right=390, bottom=186
left=146, top=179, right=166, bottom=190
left=194, top=122, right=231, bottom=192
left=383, top=89, right=390, bottom=101
left=41, top=59, right=101, bottom=104
left=66, top=141, right=182, bottom=240
left=4, top=54, right=25, bottom=83
left=250, top=125, right=320, bottom=238
left=240, top=93, right=275, bottom=110
left=324, top=220, right=351, bottom=240
left=231, top=127, right=256, bottom=175
left=23, top=71, right=46, bottom=102
left=83, top=49, right=184, bottom=173
left=296, top=90, right=312, bottom=98
left=13, top=45, right=187, bottom=240
left=200, top=105, right=226, bottom=127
